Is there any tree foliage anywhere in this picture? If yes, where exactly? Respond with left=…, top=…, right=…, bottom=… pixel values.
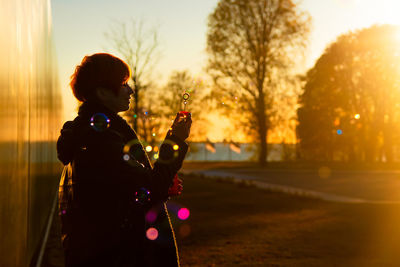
left=298, top=24, right=400, bottom=162
left=206, top=0, right=310, bottom=165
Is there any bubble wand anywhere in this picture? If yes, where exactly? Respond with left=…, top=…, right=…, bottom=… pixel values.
left=178, top=91, right=190, bottom=121
left=183, top=91, right=190, bottom=111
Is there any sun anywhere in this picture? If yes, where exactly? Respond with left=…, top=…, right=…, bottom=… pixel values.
left=371, top=0, right=400, bottom=26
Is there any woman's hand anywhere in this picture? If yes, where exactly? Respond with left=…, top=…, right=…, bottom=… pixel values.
left=170, top=112, right=192, bottom=141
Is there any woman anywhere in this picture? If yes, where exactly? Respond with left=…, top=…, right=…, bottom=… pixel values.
left=57, top=53, right=191, bottom=266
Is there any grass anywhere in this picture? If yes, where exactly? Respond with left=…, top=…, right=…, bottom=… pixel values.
left=43, top=174, right=400, bottom=266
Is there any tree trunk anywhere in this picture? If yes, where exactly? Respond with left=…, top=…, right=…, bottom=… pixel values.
left=257, top=96, right=268, bottom=166
left=259, top=125, right=267, bottom=166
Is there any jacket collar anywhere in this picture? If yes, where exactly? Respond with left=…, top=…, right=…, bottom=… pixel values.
left=78, top=101, right=116, bottom=119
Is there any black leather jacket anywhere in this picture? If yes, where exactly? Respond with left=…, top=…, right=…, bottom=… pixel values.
left=57, top=101, right=188, bottom=266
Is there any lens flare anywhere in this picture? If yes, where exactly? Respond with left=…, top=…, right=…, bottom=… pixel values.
left=177, top=208, right=190, bottom=220
left=334, top=118, right=340, bottom=126
left=179, top=224, right=191, bottom=238
left=145, top=145, right=153, bottom=152
left=145, top=210, right=158, bottom=223
left=146, top=227, right=159, bottom=241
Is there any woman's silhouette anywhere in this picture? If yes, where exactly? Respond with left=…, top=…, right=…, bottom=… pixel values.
left=57, top=53, right=191, bottom=266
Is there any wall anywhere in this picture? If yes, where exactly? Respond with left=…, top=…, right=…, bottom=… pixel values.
left=0, top=0, right=62, bottom=265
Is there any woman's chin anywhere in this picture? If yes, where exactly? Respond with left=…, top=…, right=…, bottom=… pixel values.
left=117, top=105, right=130, bottom=113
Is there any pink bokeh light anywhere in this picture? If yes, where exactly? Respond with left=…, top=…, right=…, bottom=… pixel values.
left=146, top=227, right=159, bottom=241
left=145, top=210, right=158, bottom=223
left=177, top=208, right=190, bottom=220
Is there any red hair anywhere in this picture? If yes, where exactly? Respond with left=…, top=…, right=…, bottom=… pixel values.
left=70, top=53, right=131, bottom=102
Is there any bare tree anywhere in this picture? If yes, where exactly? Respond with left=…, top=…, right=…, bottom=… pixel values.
left=157, top=70, right=208, bottom=141
left=206, top=0, right=310, bottom=165
left=104, top=19, right=161, bottom=140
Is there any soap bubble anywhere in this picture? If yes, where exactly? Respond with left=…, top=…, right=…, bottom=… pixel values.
left=157, top=139, right=180, bottom=164
left=183, top=92, right=190, bottom=101
left=192, top=74, right=204, bottom=89
left=90, top=113, right=110, bottom=132
left=123, top=139, right=148, bottom=165
left=135, top=187, right=151, bottom=204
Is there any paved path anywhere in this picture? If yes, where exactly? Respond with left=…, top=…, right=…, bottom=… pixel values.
left=181, top=168, right=400, bottom=204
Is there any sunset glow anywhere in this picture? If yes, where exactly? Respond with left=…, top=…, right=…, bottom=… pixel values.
left=53, top=0, right=400, bottom=143
left=6, top=1, right=400, bottom=266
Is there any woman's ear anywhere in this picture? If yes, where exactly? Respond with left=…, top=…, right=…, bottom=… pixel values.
left=95, top=87, right=109, bottom=102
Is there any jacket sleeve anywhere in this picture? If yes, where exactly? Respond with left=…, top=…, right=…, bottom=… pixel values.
left=79, top=129, right=188, bottom=204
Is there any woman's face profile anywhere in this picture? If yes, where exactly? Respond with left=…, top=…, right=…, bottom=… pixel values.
left=97, top=83, right=133, bottom=113
left=115, top=83, right=134, bottom=112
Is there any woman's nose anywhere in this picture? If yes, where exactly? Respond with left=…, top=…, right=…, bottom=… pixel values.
left=127, top=84, right=133, bottom=95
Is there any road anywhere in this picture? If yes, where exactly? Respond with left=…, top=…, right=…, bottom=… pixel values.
left=181, top=166, right=400, bottom=203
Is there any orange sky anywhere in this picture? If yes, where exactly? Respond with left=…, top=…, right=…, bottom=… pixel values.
left=52, top=0, right=400, bottom=142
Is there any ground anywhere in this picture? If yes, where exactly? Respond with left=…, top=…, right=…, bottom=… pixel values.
left=43, top=172, right=400, bottom=266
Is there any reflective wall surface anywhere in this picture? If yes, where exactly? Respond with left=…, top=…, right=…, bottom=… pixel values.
left=0, top=0, right=62, bottom=265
